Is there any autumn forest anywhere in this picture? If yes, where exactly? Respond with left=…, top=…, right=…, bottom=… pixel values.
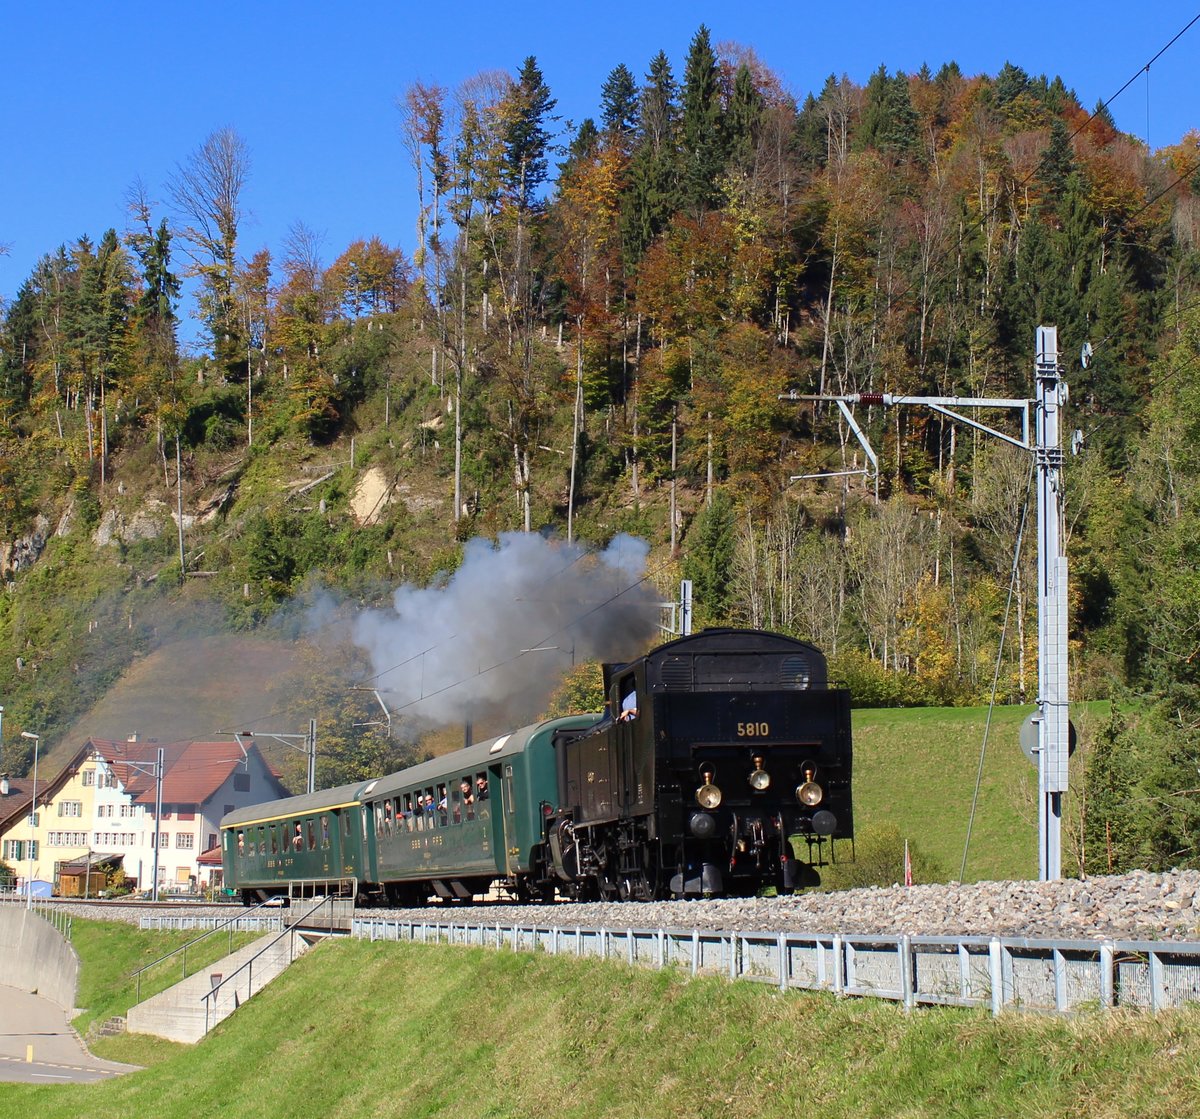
left=2, top=26, right=1200, bottom=872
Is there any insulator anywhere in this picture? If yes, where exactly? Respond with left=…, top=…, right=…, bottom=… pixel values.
left=858, top=392, right=885, bottom=406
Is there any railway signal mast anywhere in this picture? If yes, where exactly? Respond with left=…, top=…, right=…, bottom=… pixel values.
left=783, top=326, right=1070, bottom=880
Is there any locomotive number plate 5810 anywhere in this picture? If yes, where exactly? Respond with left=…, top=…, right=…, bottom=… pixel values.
left=737, top=722, right=770, bottom=737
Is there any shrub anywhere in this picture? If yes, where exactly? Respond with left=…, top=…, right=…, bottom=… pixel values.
left=816, top=822, right=948, bottom=890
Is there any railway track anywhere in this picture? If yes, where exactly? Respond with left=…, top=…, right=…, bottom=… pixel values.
left=18, top=869, right=1200, bottom=942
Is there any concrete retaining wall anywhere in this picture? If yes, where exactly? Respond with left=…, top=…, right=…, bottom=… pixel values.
left=0, top=906, right=79, bottom=1010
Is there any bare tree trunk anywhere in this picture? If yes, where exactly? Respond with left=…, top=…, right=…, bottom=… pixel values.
left=669, top=411, right=678, bottom=554
left=567, top=318, right=584, bottom=543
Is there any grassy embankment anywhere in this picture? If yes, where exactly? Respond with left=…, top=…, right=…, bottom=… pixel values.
left=3, top=923, right=1200, bottom=1118
left=851, top=700, right=1110, bottom=884
left=70, top=918, right=259, bottom=1041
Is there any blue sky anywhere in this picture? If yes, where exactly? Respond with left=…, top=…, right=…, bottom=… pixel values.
left=1, top=2, right=1196, bottom=338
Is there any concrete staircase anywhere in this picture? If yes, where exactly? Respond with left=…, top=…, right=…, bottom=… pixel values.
left=126, top=928, right=316, bottom=1044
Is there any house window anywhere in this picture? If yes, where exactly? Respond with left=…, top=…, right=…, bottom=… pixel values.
left=58, top=800, right=83, bottom=818
left=233, top=773, right=250, bottom=792
left=175, top=833, right=195, bottom=850
left=120, top=805, right=136, bottom=818
left=82, top=770, right=95, bottom=787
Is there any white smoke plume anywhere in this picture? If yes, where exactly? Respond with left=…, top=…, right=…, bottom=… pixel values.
left=351, top=533, right=663, bottom=733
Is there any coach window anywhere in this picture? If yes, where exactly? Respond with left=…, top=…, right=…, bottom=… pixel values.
left=258, top=827, right=267, bottom=856
left=437, top=784, right=449, bottom=826
left=383, top=799, right=393, bottom=837
left=403, top=794, right=415, bottom=831
left=293, top=822, right=304, bottom=851
left=451, top=784, right=462, bottom=825
left=237, top=831, right=245, bottom=855
left=307, top=821, right=316, bottom=851
left=270, top=826, right=279, bottom=855
left=321, top=816, right=331, bottom=850
left=504, top=765, right=515, bottom=815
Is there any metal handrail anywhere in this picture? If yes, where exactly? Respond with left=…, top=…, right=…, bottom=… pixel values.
left=133, top=898, right=280, bottom=1003
left=201, top=894, right=334, bottom=1036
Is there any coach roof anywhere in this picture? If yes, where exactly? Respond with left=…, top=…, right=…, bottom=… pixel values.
left=220, top=779, right=369, bottom=829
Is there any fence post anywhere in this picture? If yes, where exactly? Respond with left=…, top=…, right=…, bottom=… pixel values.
left=988, top=939, right=1004, bottom=1016
left=900, top=936, right=914, bottom=1011
left=1100, top=941, right=1115, bottom=1008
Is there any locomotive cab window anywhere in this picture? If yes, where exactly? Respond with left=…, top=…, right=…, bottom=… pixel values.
left=618, top=676, right=638, bottom=721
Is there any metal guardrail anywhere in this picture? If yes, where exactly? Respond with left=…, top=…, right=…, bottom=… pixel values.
left=0, top=893, right=74, bottom=939
left=139, top=914, right=284, bottom=933
left=352, top=917, right=1200, bottom=1016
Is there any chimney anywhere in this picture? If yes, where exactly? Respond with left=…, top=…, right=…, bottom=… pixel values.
left=0, top=774, right=8, bottom=796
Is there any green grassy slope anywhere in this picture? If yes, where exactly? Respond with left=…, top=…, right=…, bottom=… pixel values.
left=4, top=934, right=1200, bottom=1118
left=851, top=701, right=1107, bottom=884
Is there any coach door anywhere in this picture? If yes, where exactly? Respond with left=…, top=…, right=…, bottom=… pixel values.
left=489, top=762, right=514, bottom=877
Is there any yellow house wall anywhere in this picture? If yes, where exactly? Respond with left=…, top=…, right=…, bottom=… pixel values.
left=4, top=762, right=99, bottom=888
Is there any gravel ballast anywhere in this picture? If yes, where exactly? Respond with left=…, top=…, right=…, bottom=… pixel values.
left=45, top=869, right=1200, bottom=942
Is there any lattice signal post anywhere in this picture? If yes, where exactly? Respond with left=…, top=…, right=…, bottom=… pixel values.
left=782, top=326, right=1070, bottom=880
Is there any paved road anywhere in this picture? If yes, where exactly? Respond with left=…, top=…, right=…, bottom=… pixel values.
left=0, top=985, right=140, bottom=1084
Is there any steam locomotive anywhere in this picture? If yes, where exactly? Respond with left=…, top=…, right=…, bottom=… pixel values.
left=221, top=629, right=853, bottom=904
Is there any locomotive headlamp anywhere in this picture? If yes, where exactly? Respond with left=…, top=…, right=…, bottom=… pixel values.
left=696, top=767, right=722, bottom=809
left=795, top=767, right=823, bottom=807
left=748, top=755, right=771, bottom=791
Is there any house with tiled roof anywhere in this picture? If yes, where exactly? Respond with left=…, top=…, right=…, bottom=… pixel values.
left=89, top=737, right=289, bottom=892
left=0, top=744, right=98, bottom=895
left=1, top=736, right=289, bottom=895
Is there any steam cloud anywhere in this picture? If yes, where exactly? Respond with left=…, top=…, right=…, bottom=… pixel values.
left=351, top=533, right=663, bottom=733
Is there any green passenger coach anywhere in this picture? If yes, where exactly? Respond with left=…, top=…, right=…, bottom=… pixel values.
left=360, top=714, right=602, bottom=904
left=221, top=781, right=370, bottom=903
